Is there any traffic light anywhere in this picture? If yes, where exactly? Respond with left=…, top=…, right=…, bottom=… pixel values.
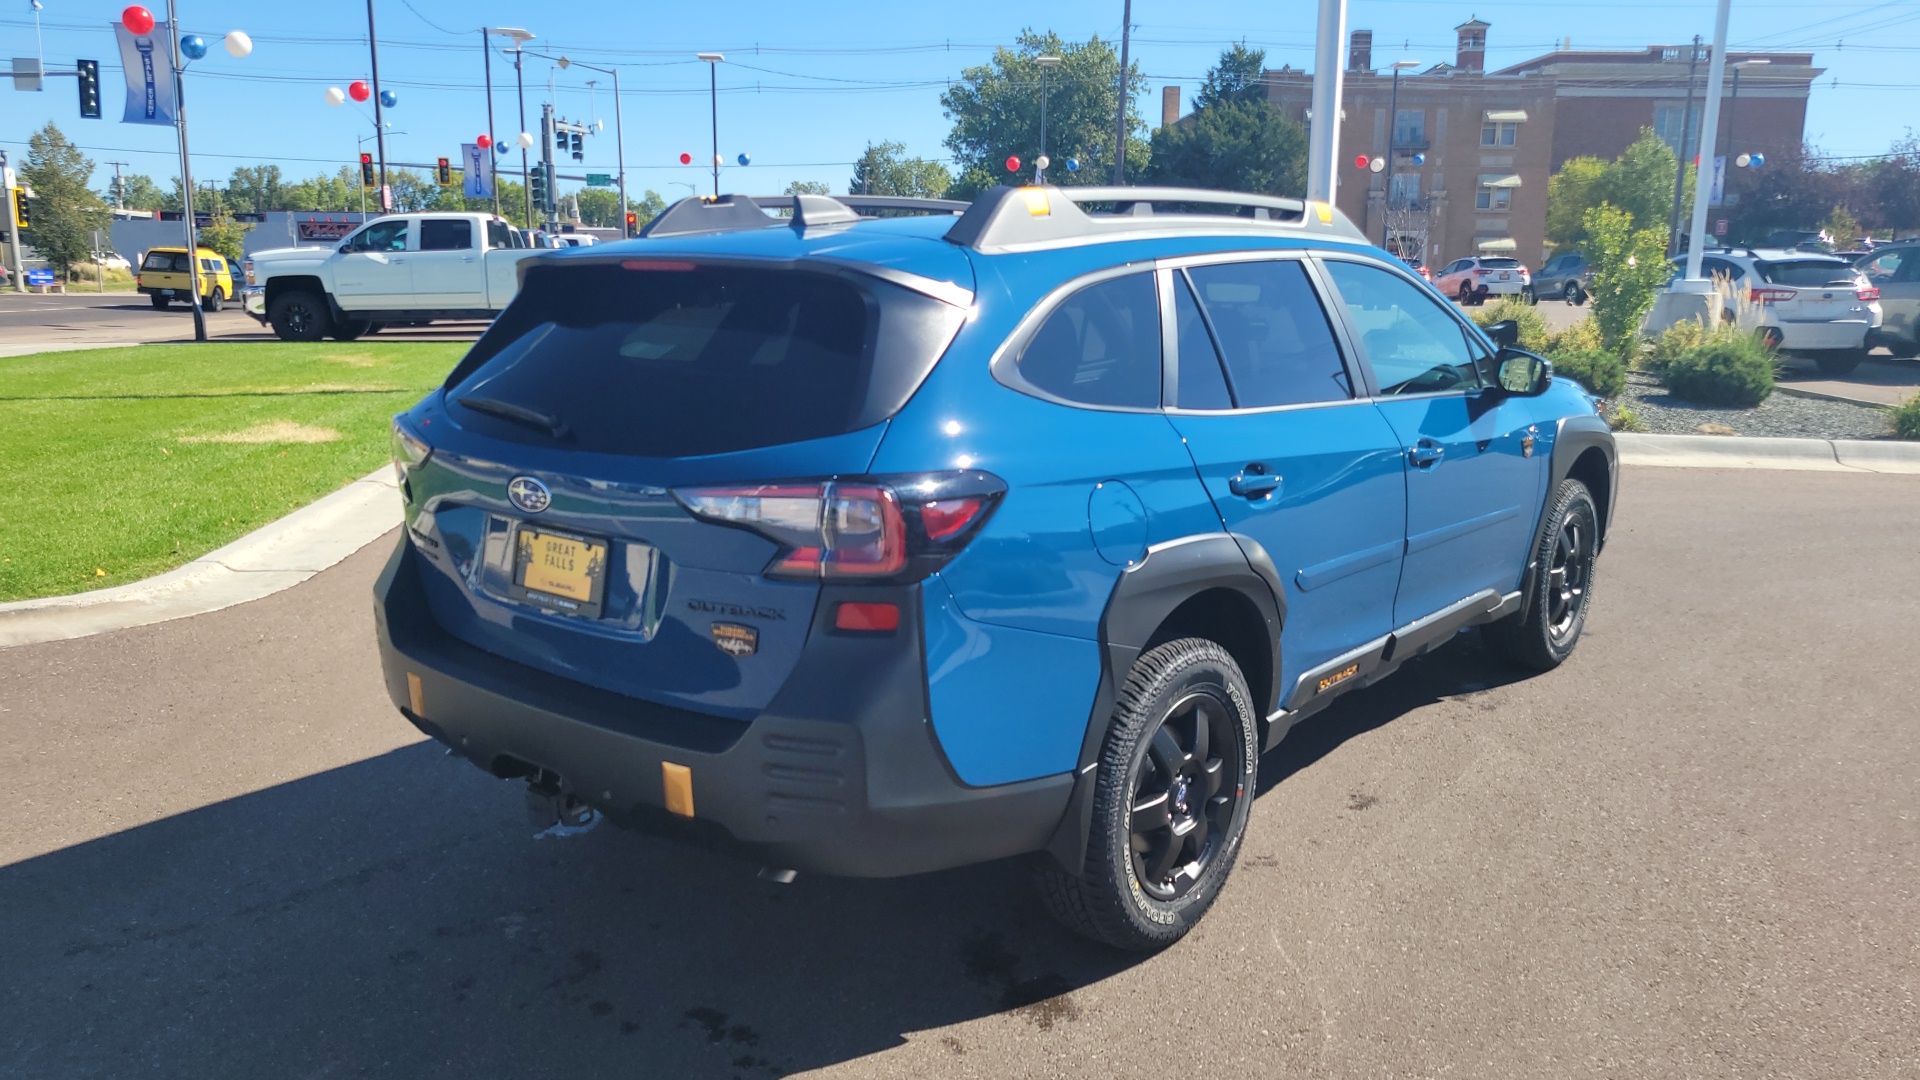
left=76, top=60, right=102, bottom=120
left=13, top=189, right=30, bottom=231
left=436, top=157, right=451, bottom=185
left=360, top=153, right=375, bottom=187
left=569, top=132, right=583, bottom=161
left=625, top=211, right=638, bottom=238
left=528, top=163, right=548, bottom=210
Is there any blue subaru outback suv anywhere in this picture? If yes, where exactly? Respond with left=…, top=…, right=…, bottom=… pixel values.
left=377, top=186, right=1616, bottom=950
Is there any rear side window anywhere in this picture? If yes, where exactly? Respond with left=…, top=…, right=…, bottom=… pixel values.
left=1017, top=272, right=1161, bottom=409
left=445, top=263, right=966, bottom=457
left=1186, top=260, right=1349, bottom=407
left=421, top=220, right=474, bottom=251
left=487, top=220, right=515, bottom=249
left=1760, top=260, right=1859, bottom=287
left=1323, top=260, right=1482, bottom=396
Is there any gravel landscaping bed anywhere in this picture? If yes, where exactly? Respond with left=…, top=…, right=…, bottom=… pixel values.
left=1616, top=372, right=1894, bottom=440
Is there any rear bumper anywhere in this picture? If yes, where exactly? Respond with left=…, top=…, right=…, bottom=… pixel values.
left=1480, top=279, right=1527, bottom=294
left=1775, top=318, right=1870, bottom=351
left=374, top=538, right=1073, bottom=877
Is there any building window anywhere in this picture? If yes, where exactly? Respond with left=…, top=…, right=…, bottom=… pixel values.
left=1481, top=121, right=1518, bottom=147
left=1654, top=103, right=1702, bottom=159
left=1475, top=185, right=1511, bottom=211
left=1390, top=173, right=1421, bottom=208
left=1393, top=109, right=1425, bottom=146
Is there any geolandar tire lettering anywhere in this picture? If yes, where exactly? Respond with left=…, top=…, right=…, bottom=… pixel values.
left=1484, top=478, right=1600, bottom=671
left=1036, top=638, right=1259, bottom=952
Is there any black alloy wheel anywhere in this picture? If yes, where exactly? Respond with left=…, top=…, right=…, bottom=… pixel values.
left=205, top=288, right=223, bottom=313
left=1565, top=281, right=1585, bottom=305
left=1485, top=478, right=1600, bottom=671
left=268, top=290, right=331, bottom=342
left=1035, top=638, right=1259, bottom=951
left=1543, top=507, right=1591, bottom=649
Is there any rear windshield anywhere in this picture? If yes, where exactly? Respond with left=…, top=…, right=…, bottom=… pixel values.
left=1478, top=258, right=1521, bottom=269
left=1760, top=260, right=1859, bottom=287
left=142, top=252, right=186, bottom=272
left=444, top=262, right=966, bottom=457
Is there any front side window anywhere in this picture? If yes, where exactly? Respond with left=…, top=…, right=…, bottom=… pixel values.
left=1481, top=121, right=1518, bottom=147
left=1017, top=272, right=1162, bottom=409
left=1476, top=185, right=1512, bottom=211
left=346, top=220, right=410, bottom=253
left=1185, top=260, right=1350, bottom=407
left=1323, top=260, right=1482, bottom=396
left=1859, top=250, right=1906, bottom=281
left=420, top=219, right=474, bottom=251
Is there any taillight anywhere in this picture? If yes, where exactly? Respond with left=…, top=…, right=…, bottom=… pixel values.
left=1474, top=269, right=1491, bottom=276
left=675, top=471, right=1005, bottom=583
left=391, top=414, right=432, bottom=486
left=1750, top=287, right=1797, bottom=304
left=1857, top=285, right=1881, bottom=302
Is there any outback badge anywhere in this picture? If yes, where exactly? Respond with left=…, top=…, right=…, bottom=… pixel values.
left=710, top=622, right=758, bottom=658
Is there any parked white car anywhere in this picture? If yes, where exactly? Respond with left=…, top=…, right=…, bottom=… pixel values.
left=242, top=212, right=542, bottom=341
left=1678, top=249, right=1881, bottom=374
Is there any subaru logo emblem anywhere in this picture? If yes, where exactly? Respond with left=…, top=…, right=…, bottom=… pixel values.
left=507, top=476, right=551, bottom=514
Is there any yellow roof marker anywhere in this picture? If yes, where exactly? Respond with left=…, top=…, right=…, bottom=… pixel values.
left=1019, top=187, right=1052, bottom=217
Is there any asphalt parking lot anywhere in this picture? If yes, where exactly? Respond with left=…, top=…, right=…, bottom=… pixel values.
left=2, top=466, right=1916, bottom=1079
left=0, top=292, right=486, bottom=351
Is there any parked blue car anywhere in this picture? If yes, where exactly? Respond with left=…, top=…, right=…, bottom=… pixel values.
left=377, top=186, right=1616, bottom=950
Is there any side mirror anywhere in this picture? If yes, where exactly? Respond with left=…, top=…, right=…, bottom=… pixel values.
left=1496, top=348, right=1553, bottom=396
left=1484, top=319, right=1520, bottom=349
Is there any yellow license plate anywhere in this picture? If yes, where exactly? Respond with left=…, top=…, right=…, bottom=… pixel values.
left=514, top=529, right=607, bottom=610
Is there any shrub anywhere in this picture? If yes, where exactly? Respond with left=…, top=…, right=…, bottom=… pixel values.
left=1470, top=296, right=1551, bottom=352
left=1606, top=404, right=1647, bottom=432
left=1645, top=317, right=1709, bottom=377
left=1546, top=316, right=1603, bottom=357
left=1549, top=348, right=1628, bottom=399
left=1582, top=203, right=1671, bottom=355
left=1894, top=393, right=1920, bottom=440
left=1663, top=334, right=1776, bottom=407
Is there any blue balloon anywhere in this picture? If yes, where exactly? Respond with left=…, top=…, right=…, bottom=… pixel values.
left=736, top=152, right=751, bottom=166
left=379, top=89, right=398, bottom=108
left=179, top=34, right=208, bottom=60
left=1412, top=152, right=1426, bottom=166
left=495, top=143, right=510, bottom=156
left=1065, top=158, right=1080, bottom=173
left=1748, top=152, right=1765, bottom=169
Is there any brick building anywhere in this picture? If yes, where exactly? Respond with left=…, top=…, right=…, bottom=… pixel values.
left=1246, top=19, right=1821, bottom=268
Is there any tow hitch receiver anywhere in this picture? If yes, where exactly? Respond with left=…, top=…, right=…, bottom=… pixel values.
left=525, top=773, right=596, bottom=829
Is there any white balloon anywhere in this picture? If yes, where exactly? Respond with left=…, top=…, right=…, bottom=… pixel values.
left=713, top=153, right=723, bottom=167
left=517, top=131, right=535, bottom=149
left=1035, top=154, right=1051, bottom=170
left=325, top=86, right=346, bottom=107
left=224, top=30, right=253, bottom=58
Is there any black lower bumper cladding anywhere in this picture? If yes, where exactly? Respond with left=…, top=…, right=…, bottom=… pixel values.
left=373, top=538, right=1072, bottom=877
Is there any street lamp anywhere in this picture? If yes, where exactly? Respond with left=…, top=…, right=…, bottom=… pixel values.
left=1724, top=58, right=1769, bottom=162
left=519, top=50, right=631, bottom=241
left=698, top=53, right=724, bottom=196
left=482, top=27, right=534, bottom=218
left=1381, top=59, right=1420, bottom=249
left=490, top=29, right=539, bottom=226
left=1036, top=55, right=1061, bottom=184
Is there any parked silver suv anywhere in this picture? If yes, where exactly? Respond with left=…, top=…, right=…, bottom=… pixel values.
left=1675, top=248, right=1881, bottom=374
left=1533, top=251, right=1590, bottom=305
left=1852, top=244, right=1920, bottom=359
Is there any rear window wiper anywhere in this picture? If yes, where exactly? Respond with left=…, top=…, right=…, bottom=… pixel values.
left=455, top=395, right=570, bottom=438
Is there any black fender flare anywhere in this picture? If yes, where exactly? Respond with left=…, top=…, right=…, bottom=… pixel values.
left=1514, top=413, right=1617, bottom=607
left=1042, top=531, right=1286, bottom=871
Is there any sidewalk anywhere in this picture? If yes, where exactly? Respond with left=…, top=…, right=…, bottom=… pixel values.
left=1775, top=353, right=1920, bottom=409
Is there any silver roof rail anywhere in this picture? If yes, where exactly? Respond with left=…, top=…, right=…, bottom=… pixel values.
left=640, top=193, right=968, bottom=239
left=943, top=185, right=1369, bottom=254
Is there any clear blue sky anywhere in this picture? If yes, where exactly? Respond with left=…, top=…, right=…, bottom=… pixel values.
left=3, top=0, right=1916, bottom=199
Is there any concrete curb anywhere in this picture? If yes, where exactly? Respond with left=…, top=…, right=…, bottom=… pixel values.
left=0, top=467, right=402, bottom=649
left=1773, top=384, right=1897, bottom=410
left=0, top=341, right=149, bottom=359
left=1616, top=432, right=1920, bottom=474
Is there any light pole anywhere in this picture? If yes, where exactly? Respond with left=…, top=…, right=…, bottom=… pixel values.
left=1037, top=55, right=1061, bottom=184
left=1111, top=0, right=1133, bottom=183
left=365, top=0, right=391, bottom=210
left=1682, top=0, right=1732, bottom=284
left=1381, top=59, right=1420, bottom=248
left=698, top=53, right=724, bottom=196
left=1307, top=0, right=1349, bottom=203
left=482, top=28, right=533, bottom=218
left=1723, top=58, right=1768, bottom=159
left=522, top=51, right=630, bottom=236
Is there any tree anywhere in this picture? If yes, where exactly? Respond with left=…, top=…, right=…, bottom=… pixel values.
left=941, top=30, right=1148, bottom=199
left=281, top=167, right=361, bottom=212
left=1545, top=156, right=1606, bottom=250
left=108, top=173, right=168, bottom=211
left=573, top=187, right=625, bottom=226
left=1820, top=203, right=1863, bottom=245
left=1194, top=42, right=1267, bottom=110
left=1141, top=48, right=1304, bottom=196
left=784, top=180, right=832, bottom=196
left=226, top=165, right=285, bottom=212
left=19, top=123, right=110, bottom=280
left=847, top=142, right=952, bottom=197
left=197, top=205, right=253, bottom=263
left=1583, top=203, right=1671, bottom=356
left=1544, top=129, right=1692, bottom=250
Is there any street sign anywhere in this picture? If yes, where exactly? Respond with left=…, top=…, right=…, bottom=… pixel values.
left=461, top=142, right=493, bottom=199
left=586, top=173, right=613, bottom=188
left=11, top=57, right=43, bottom=92
left=1715, top=218, right=1728, bottom=237
left=25, top=268, right=55, bottom=287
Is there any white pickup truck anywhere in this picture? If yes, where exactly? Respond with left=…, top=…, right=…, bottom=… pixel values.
left=242, top=211, right=542, bottom=341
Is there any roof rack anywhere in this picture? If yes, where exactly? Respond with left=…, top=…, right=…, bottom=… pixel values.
left=943, top=186, right=1368, bottom=254
left=638, top=193, right=968, bottom=239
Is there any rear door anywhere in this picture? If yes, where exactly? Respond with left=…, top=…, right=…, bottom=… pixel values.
left=333, top=218, right=414, bottom=309
left=410, top=218, right=488, bottom=309
left=1864, top=249, right=1920, bottom=347
left=1318, top=256, right=1546, bottom=627
left=1161, top=255, right=1406, bottom=696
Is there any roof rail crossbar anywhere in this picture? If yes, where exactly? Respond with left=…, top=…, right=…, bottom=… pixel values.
left=944, top=185, right=1367, bottom=254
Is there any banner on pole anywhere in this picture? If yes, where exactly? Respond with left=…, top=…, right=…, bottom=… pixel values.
left=462, top=143, right=494, bottom=199
left=114, top=20, right=178, bottom=127
left=1709, top=155, right=1727, bottom=207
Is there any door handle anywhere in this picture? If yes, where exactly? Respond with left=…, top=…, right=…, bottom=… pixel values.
left=1408, top=440, right=1445, bottom=468
left=1228, top=466, right=1283, bottom=499
left=460, top=256, right=477, bottom=263
left=389, top=258, right=406, bottom=264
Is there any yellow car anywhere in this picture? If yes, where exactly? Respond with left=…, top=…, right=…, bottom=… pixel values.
left=137, top=246, right=238, bottom=311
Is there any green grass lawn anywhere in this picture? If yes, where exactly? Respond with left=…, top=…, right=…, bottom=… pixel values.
left=0, top=341, right=468, bottom=602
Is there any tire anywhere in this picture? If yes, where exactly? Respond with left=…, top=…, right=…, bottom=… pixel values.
left=149, top=295, right=169, bottom=309
left=1814, top=350, right=1866, bottom=375
left=1565, top=282, right=1586, bottom=306
left=330, top=319, right=373, bottom=342
left=1458, top=283, right=1475, bottom=306
left=365, top=322, right=386, bottom=336
left=1522, top=285, right=1538, bottom=305
left=1758, top=326, right=1785, bottom=351
left=205, top=288, right=224, bottom=313
left=1035, top=638, right=1260, bottom=952
left=268, top=290, right=332, bottom=343
left=1890, top=342, right=1920, bottom=360
left=1484, top=479, right=1601, bottom=672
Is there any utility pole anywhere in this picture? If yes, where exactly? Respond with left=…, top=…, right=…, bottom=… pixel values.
left=1667, top=35, right=1701, bottom=257
left=367, top=0, right=390, bottom=211
left=106, top=161, right=131, bottom=209
left=481, top=28, right=500, bottom=217
left=2, top=150, right=26, bottom=294
left=540, top=101, right=556, bottom=232
left=1110, top=0, right=1133, bottom=184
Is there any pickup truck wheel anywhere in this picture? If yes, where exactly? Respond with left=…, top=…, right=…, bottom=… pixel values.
left=1814, top=350, right=1866, bottom=375
left=268, top=291, right=331, bottom=342
left=1035, top=638, right=1258, bottom=952
left=205, top=288, right=224, bottom=313
left=330, top=319, right=372, bottom=342
left=1485, top=478, right=1599, bottom=672
left=149, top=295, right=169, bottom=309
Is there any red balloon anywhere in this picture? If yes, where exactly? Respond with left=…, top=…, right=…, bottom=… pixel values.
left=1353, top=154, right=1370, bottom=169
left=121, top=5, right=155, bottom=35
left=1005, top=155, right=1022, bottom=172
left=476, top=134, right=492, bottom=149
left=348, top=81, right=371, bottom=103
left=678, top=152, right=692, bottom=165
